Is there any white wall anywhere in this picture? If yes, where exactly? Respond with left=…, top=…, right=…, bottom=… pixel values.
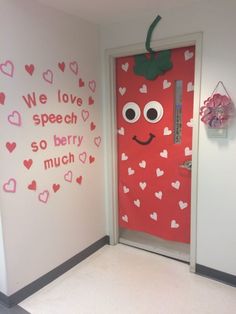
left=0, top=0, right=106, bottom=295
left=101, top=0, right=236, bottom=276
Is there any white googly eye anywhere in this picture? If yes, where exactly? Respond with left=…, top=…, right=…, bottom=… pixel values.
left=143, top=101, right=164, bottom=123
left=122, top=102, right=141, bottom=123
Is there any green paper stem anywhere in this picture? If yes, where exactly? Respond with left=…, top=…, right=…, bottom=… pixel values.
left=145, top=15, right=162, bottom=53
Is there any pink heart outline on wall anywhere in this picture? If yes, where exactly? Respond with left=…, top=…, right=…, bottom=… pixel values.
left=38, top=190, right=49, bottom=204
left=69, top=61, right=79, bottom=75
left=43, top=69, right=53, bottom=84
left=64, top=170, right=73, bottom=182
left=0, top=60, right=14, bottom=77
left=79, top=152, right=87, bottom=164
left=3, top=178, right=16, bottom=193
left=81, top=110, right=89, bottom=122
left=89, top=80, right=96, bottom=93
left=94, top=136, right=101, bottom=147
left=0, top=92, right=6, bottom=105
left=8, top=111, right=22, bottom=126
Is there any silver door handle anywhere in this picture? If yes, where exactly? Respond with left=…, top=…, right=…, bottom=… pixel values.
left=180, top=160, right=192, bottom=171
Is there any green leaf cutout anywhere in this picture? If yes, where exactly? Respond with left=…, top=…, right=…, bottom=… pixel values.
left=133, top=50, right=173, bottom=81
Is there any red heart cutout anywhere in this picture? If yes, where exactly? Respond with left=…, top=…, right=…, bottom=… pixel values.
left=58, top=62, right=65, bottom=72
left=28, top=180, right=36, bottom=191
left=90, top=122, right=96, bottom=131
left=25, top=64, right=35, bottom=75
left=6, top=142, right=16, bottom=153
left=76, top=176, right=82, bottom=184
left=23, top=159, right=33, bottom=169
left=0, top=92, right=5, bottom=105
left=89, top=156, right=95, bottom=164
left=52, top=184, right=60, bottom=193
left=79, top=78, right=85, bottom=87
left=88, top=96, right=94, bottom=105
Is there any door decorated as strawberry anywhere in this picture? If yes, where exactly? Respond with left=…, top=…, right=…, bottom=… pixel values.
left=116, top=46, right=195, bottom=243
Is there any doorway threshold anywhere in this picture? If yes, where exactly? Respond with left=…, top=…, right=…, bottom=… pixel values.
left=119, top=228, right=190, bottom=262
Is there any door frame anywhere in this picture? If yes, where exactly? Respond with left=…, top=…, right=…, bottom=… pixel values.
left=104, top=32, right=202, bottom=272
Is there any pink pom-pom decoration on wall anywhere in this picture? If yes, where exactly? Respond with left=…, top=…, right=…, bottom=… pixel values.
left=200, top=82, right=235, bottom=128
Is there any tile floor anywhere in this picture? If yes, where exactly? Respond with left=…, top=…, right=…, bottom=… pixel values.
left=19, top=244, right=235, bottom=314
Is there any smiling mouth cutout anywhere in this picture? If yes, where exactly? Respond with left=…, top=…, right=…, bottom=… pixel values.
left=132, top=133, right=155, bottom=145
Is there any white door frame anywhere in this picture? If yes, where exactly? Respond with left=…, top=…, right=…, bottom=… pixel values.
left=104, top=32, right=202, bottom=272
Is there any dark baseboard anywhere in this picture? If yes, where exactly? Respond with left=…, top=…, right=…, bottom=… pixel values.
left=196, top=264, right=236, bottom=287
left=0, top=235, right=109, bottom=308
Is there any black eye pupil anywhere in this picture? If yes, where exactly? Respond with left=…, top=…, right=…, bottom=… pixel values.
left=126, top=108, right=136, bottom=120
left=147, top=108, right=158, bottom=120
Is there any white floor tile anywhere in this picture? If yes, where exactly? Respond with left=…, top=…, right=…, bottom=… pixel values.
left=20, top=244, right=236, bottom=314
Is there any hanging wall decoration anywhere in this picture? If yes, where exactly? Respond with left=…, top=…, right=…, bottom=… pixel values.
left=200, top=81, right=235, bottom=129
left=133, top=15, right=173, bottom=80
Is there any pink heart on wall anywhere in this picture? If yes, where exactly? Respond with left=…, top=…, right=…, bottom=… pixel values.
left=69, top=61, right=79, bottom=75
left=43, top=69, right=53, bottom=84
left=23, top=159, right=33, bottom=170
left=52, top=184, right=60, bottom=193
left=25, top=64, right=35, bottom=76
left=28, top=180, right=37, bottom=191
left=90, top=122, right=96, bottom=131
left=81, top=110, right=89, bottom=122
left=89, top=155, right=95, bottom=164
left=6, top=142, right=16, bottom=153
left=79, top=152, right=87, bottom=164
left=58, top=62, right=65, bottom=72
left=0, top=60, right=14, bottom=77
left=64, top=170, right=73, bottom=182
left=3, top=178, right=16, bottom=193
left=0, top=92, right=6, bottom=105
left=88, top=96, right=94, bottom=105
left=8, top=111, right=22, bottom=126
left=38, top=190, right=49, bottom=203
left=79, top=78, right=85, bottom=87
left=94, top=137, right=101, bottom=147
left=76, top=176, right=82, bottom=184
left=89, top=80, right=96, bottom=93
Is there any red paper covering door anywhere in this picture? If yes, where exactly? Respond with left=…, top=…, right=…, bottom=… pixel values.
left=116, top=46, right=195, bottom=243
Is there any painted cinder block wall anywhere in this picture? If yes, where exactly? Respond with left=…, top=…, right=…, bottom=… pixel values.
left=0, top=0, right=106, bottom=295
left=101, top=0, right=236, bottom=276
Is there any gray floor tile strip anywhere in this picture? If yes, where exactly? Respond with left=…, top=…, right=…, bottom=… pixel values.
left=0, top=304, right=30, bottom=314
